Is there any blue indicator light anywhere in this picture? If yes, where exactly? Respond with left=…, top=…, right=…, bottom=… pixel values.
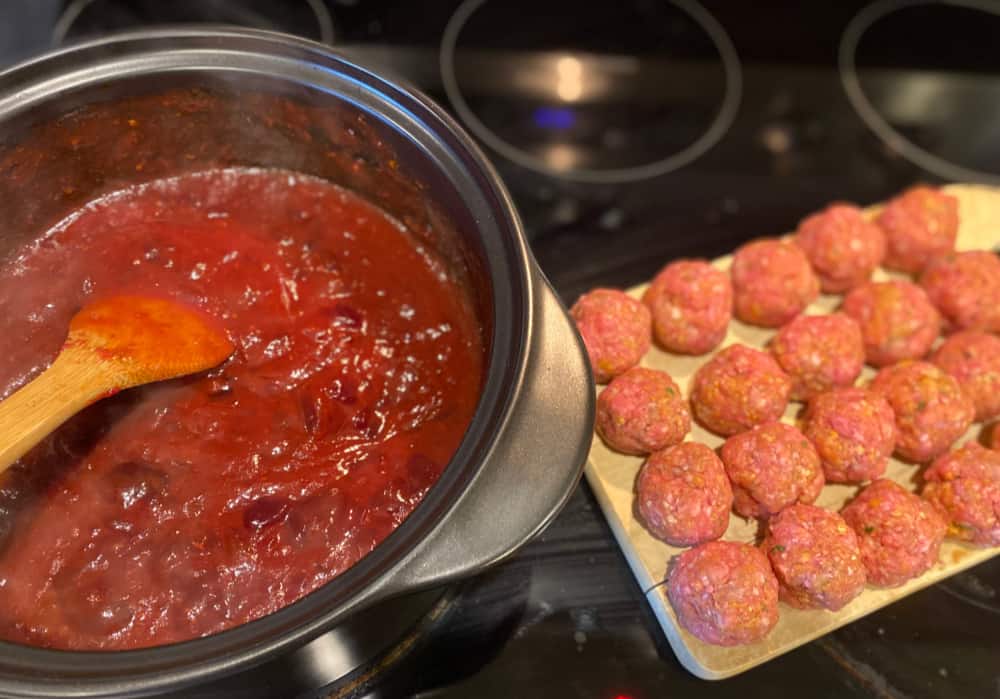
left=532, top=106, right=577, bottom=130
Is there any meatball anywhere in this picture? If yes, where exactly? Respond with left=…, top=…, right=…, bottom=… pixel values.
left=642, top=259, right=732, bottom=355
left=690, top=344, right=792, bottom=436
left=570, top=288, right=651, bottom=383
left=878, top=185, right=959, bottom=274
left=795, top=203, right=886, bottom=293
left=596, top=367, right=690, bottom=455
left=931, top=331, right=1000, bottom=422
left=803, top=388, right=897, bottom=484
left=922, top=442, right=1000, bottom=547
left=841, top=479, right=946, bottom=587
left=762, top=504, right=866, bottom=611
left=841, top=280, right=941, bottom=367
left=870, top=361, right=975, bottom=463
left=720, top=421, right=824, bottom=518
left=667, top=541, right=779, bottom=646
left=920, top=251, right=1000, bottom=333
left=989, top=422, right=1000, bottom=451
left=635, top=442, right=733, bottom=546
left=770, top=313, right=865, bottom=400
left=730, top=239, right=820, bottom=328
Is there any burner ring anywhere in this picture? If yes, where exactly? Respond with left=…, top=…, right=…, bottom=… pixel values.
left=439, top=0, right=742, bottom=184
left=52, top=0, right=336, bottom=46
left=839, top=0, right=1000, bottom=185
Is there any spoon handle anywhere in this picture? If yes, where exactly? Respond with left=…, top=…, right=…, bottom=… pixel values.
left=0, top=346, right=112, bottom=475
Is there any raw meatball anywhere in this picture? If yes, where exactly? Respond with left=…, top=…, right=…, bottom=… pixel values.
left=795, top=203, right=886, bottom=293
left=571, top=288, right=651, bottom=383
left=870, top=361, right=975, bottom=463
left=923, top=442, right=1000, bottom=547
left=690, top=344, right=792, bottom=436
left=771, top=313, right=865, bottom=400
left=989, top=422, right=1000, bottom=450
left=878, top=185, right=959, bottom=274
left=667, top=541, right=779, bottom=646
left=642, top=259, right=732, bottom=355
left=720, top=421, right=824, bottom=518
left=596, top=367, right=690, bottom=455
left=804, top=388, right=897, bottom=484
left=841, top=479, right=946, bottom=587
left=762, top=504, right=866, bottom=611
left=931, top=331, right=1000, bottom=422
left=920, top=251, right=1000, bottom=332
left=730, top=239, right=820, bottom=327
left=635, top=442, right=733, bottom=546
left=841, top=280, right=941, bottom=367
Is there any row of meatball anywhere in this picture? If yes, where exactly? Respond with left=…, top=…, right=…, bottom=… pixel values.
left=572, top=186, right=1000, bottom=381
left=599, top=341, right=982, bottom=463
left=666, top=439, right=1000, bottom=647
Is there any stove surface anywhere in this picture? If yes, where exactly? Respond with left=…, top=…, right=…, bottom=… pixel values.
left=1, top=1, right=999, bottom=697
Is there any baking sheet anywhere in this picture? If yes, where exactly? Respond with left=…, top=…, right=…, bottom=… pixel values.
left=583, top=184, right=1000, bottom=680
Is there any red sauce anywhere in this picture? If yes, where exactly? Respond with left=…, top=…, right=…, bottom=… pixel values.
left=0, top=168, right=484, bottom=650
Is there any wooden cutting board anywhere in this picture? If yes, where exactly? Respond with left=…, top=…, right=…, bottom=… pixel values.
left=583, top=183, right=1000, bottom=680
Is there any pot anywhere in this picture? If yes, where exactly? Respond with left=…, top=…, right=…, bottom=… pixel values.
left=0, top=28, right=593, bottom=697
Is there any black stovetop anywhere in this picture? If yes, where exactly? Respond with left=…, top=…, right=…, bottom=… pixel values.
left=2, top=1, right=1000, bottom=697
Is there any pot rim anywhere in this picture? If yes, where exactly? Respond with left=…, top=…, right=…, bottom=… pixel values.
left=0, top=27, right=539, bottom=696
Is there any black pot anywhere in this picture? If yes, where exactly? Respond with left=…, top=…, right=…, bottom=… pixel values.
left=0, top=29, right=594, bottom=698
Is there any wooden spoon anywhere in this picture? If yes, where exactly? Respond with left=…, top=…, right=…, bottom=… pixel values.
left=0, top=295, right=234, bottom=474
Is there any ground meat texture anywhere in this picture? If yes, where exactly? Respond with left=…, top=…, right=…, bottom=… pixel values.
left=841, top=479, right=946, bottom=587
left=570, top=288, right=652, bottom=384
left=762, top=504, right=866, bottom=611
left=730, top=239, right=820, bottom=328
left=689, top=344, right=792, bottom=436
left=931, top=331, right=1000, bottom=422
left=642, top=259, right=732, bottom=355
left=841, top=280, right=941, bottom=367
left=771, top=313, right=865, bottom=400
left=870, top=361, right=975, bottom=463
left=804, top=388, right=897, bottom=484
left=878, top=185, right=959, bottom=274
left=720, top=421, right=824, bottom=518
left=667, top=541, right=779, bottom=646
left=635, top=442, right=733, bottom=546
left=596, top=367, right=690, bottom=455
left=795, top=203, right=886, bottom=293
left=922, top=443, right=1000, bottom=546
left=920, top=251, right=1000, bottom=333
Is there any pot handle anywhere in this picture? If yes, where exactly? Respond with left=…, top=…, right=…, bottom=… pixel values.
left=380, top=268, right=594, bottom=594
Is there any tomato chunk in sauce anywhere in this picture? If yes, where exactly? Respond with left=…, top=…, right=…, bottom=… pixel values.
left=0, top=168, right=484, bottom=650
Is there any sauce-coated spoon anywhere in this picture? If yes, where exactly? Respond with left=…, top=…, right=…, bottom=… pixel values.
left=0, top=295, right=234, bottom=474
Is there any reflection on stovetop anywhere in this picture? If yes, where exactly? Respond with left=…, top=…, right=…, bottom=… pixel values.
left=2, top=1, right=1000, bottom=697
